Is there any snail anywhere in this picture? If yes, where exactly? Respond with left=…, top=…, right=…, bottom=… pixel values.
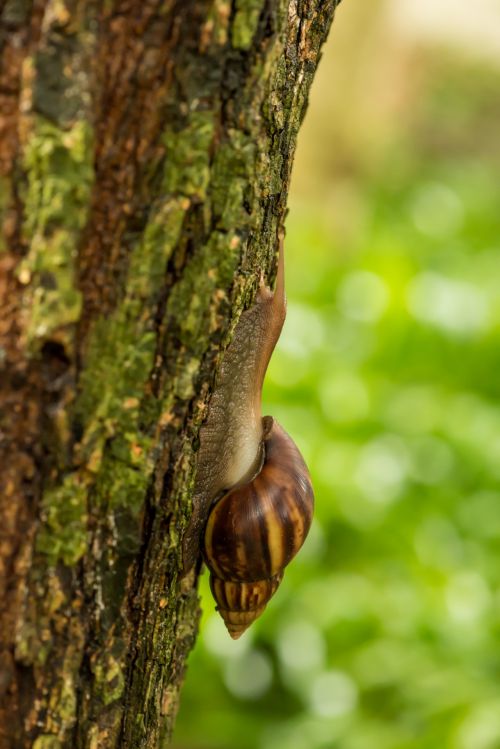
left=183, top=233, right=314, bottom=638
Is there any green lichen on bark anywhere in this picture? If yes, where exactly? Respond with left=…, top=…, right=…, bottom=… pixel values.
left=162, top=234, right=240, bottom=353
left=232, top=0, right=265, bottom=50
left=17, top=118, right=93, bottom=346
left=91, top=652, right=126, bottom=707
left=36, top=477, right=88, bottom=566
left=211, top=131, right=257, bottom=230
left=162, top=112, right=217, bottom=199
left=33, top=737, right=62, bottom=749
left=69, top=197, right=189, bottom=520
left=203, top=0, right=232, bottom=47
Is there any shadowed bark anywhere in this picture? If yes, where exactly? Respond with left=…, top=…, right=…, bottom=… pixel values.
left=0, top=1, right=340, bottom=746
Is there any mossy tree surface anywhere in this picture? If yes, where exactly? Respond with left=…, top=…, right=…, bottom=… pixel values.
left=0, top=1, right=339, bottom=746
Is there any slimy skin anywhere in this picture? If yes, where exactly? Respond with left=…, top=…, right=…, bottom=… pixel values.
left=182, top=236, right=285, bottom=573
left=183, top=234, right=313, bottom=638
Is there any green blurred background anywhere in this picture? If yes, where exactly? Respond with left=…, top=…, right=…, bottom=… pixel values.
left=173, top=1, right=500, bottom=747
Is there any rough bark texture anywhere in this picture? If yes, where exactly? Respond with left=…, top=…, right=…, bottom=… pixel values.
left=0, top=0, right=339, bottom=746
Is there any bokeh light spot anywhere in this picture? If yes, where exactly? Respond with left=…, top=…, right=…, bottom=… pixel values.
left=410, top=182, right=464, bottom=238
left=223, top=650, right=273, bottom=700
left=457, top=701, right=500, bottom=749
left=355, top=434, right=409, bottom=504
left=276, top=620, right=326, bottom=673
left=414, top=515, right=464, bottom=570
left=445, top=572, right=491, bottom=623
left=407, top=272, right=489, bottom=334
left=407, top=435, right=455, bottom=484
left=308, top=670, right=358, bottom=718
left=337, top=270, right=390, bottom=323
left=279, top=302, right=326, bottom=358
left=319, top=373, right=370, bottom=424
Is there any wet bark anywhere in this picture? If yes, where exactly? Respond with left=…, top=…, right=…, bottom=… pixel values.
left=0, top=1, right=340, bottom=746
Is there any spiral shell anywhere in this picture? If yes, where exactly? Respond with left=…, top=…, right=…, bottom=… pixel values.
left=203, top=418, right=314, bottom=638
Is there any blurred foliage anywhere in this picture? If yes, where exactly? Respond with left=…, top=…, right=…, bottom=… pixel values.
left=172, top=3, right=500, bottom=748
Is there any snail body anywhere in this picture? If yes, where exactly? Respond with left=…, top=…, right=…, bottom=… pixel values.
left=184, top=235, right=314, bottom=638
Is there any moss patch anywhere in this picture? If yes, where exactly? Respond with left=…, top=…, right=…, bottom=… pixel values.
left=211, top=130, right=257, bottom=230
left=17, top=118, right=93, bottom=347
left=162, top=112, right=216, bottom=199
left=32, top=736, right=62, bottom=749
left=36, top=476, right=87, bottom=566
left=231, top=0, right=265, bottom=51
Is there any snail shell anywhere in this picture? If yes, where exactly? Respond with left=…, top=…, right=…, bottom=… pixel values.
left=204, top=417, right=314, bottom=638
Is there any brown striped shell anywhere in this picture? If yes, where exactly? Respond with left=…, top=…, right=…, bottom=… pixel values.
left=203, top=418, right=314, bottom=638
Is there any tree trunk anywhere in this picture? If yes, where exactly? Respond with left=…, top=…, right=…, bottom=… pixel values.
left=0, top=1, right=339, bottom=746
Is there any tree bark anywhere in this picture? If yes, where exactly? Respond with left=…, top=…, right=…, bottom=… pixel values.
left=0, top=1, right=340, bottom=746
